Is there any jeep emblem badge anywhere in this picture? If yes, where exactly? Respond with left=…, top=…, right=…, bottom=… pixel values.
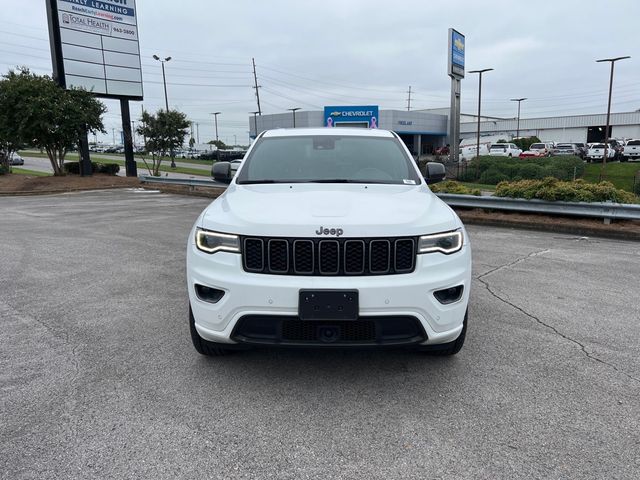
left=315, top=226, right=343, bottom=237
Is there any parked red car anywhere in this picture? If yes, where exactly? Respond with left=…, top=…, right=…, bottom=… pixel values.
left=519, top=150, right=545, bottom=158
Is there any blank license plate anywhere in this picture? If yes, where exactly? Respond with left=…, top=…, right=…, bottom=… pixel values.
left=298, top=290, right=359, bottom=321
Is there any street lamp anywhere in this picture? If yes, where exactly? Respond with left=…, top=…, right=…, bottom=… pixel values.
left=596, top=56, right=630, bottom=177
left=250, top=111, right=260, bottom=138
left=211, top=112, right=221, bottom=143
left=469, top=68, right=493, bottom=170
left=153, top=54, right=174, bottom=167
left=288, top=107, right=301, bottom=128
left=510, top=98, right=527, bottom=139
left=152, top=55, right=172, bottom=111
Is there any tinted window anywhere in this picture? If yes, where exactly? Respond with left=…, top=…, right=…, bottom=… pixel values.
left=626, top=140, right=640, bottom=146
left=591, top=144, right=605, bottom=148
left=237, top=135, right=421, bottom=185
left=530, top=143, right=545, bottom=149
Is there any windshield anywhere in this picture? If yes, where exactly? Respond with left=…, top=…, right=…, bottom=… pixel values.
left=236, top=135, right=422, bottom=185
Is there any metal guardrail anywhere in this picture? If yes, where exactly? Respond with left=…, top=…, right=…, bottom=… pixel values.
left=140, top=176, right=225, bottom=188
left=139, top=176, right=640, bottom=222
left=436, top=193, right=640, bottom=221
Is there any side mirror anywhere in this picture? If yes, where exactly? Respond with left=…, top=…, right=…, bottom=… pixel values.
left=212, top=161, right=232, bottom=183
left=424, top=162, right=446, bottom=184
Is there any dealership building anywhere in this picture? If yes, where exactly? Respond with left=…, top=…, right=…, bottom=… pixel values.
left=249, top=106, right=640, bottom=154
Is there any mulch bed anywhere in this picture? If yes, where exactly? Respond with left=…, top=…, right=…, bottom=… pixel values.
left=0, top=174, right=140, bottom=194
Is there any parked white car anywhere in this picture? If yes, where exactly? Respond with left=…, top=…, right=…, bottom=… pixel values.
left=459, top=144, right=489, bottom=161
left=622, top=139, right=640, bottom=161
left=586, top=143, right=615, bottom=162
left=8, top=152, right=24, bottom=165
left=188, top=128, right=471, bottom=356
left=488, top=143, right=522, bottom=157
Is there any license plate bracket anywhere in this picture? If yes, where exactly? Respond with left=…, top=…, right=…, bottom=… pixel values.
left=298, top=290, right=359, bottom=321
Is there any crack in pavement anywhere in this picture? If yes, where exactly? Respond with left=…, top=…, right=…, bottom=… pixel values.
left=476, top=249, right=640, bottom=385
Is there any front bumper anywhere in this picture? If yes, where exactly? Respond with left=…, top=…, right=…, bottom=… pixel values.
left=186, top=239, right=471, bottom=346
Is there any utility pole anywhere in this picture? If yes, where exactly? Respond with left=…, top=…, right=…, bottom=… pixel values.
left=252, top=57, right=262, bottom=115
left=406, top=86, right=412, bottom=111
left=250, top=111, right=260, bottom=138
left=196, top=123, right=200, bottom=144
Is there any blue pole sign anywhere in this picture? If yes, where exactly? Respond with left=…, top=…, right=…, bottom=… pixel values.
left=448, top=28, right=465, bottom=78
left=324, top=106, right=379, bottom=128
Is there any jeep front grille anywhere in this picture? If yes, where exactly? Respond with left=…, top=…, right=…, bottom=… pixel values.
left=242, top=237, right=416, bottom=276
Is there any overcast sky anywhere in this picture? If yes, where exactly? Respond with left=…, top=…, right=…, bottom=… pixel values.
left=2, top=0, right=639, bottom=145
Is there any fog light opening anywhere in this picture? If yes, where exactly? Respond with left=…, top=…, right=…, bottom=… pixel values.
left=195, top=284, right=225, bottom=304
left=434, top=285, right=464, bottom=305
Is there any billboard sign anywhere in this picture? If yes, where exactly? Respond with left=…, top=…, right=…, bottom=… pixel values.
left=448, top=28, right=465, bottom=78
left=324, top=106, right=379, bottom=128
left=46, top=0, right=143, bottom=100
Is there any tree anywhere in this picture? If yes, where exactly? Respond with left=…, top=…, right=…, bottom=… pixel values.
left=0, top=68, right=105, bottom=175
left=207, top=139, right=228, bottom=150
left=136, top=109, right=190, bottom=176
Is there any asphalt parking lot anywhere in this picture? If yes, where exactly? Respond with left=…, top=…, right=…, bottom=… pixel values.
left=1, top=189, right=639, bottom=479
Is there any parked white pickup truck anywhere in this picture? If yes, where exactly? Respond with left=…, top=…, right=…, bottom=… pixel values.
left=622, top=139, right=640, bottom=161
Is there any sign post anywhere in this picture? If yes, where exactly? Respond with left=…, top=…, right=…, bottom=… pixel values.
left=46, top=0, right=143, bottom=177
left=447, top=28, right=465, bottom=163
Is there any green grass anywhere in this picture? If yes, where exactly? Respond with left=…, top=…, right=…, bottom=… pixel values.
left=10, top=168, right=51, bottom=177
left=20, top=150, right=213, bottom=166
left=582, top=162, right=640, bottom=192
left=107, top=158, right=210, bottom=177
left=19, top=151, right=210, bottom=177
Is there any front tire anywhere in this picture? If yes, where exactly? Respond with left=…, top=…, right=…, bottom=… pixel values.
left=189, top=306, right=235, bottom=356
left=419, top=310, right=467, bottom=356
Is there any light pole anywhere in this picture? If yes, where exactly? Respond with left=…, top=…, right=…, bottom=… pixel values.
left=596, top=56, right=630, bottom=177
left=469, top=69, right=493, bottom=180
left=469, top=69, right=493, bottom=170
left=211, top=112, right=221, bottom=143
left=152, top=55, right=172, bottom=111
left=288, top=107, right=301, bottom=128
left=250, top=111, right=260, bottom=138
left=510, top=98, right=527, bottom=139
left=153, top=54, right=174, bottom=167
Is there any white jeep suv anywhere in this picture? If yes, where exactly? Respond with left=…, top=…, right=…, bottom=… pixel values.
left=186, top=128, right=471, bottom=355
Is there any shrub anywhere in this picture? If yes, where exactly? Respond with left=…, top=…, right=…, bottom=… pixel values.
left=462, top=155, right=584, bottom=184
left=479, top=168, right=509, bottom=185
left=0, top=164, right=8, bottom=175
left=495, top=177, right=638, bottom=204
left=63, top=162, right=120, bottom=175
left=430, top=181, right=481, bottom=196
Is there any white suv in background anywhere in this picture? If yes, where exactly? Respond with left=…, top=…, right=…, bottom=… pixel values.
left=187, top=128, right=472, bottom=356
left=488, top=143, right=522, bottom=157
left=622, top=139, right=640, bottom=161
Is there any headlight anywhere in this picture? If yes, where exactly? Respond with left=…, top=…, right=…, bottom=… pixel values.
left=418, top=230, right=463, bottom=254
left=195, top=229, right=240, bottom=254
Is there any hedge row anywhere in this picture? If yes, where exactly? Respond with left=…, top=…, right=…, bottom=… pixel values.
left=459, top=156, right=585, bottom=185
left=430, top=181, right=481, bottom=196
left=63, top=162, right=120, bottom=175
left=495, top=177, right=638, bottom=204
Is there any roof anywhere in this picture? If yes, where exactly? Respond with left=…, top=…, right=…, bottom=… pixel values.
left=261, top=128, right=395, bottom=138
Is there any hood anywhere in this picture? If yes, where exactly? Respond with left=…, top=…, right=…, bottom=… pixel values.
left=199, top=183, right=459, bottom=237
